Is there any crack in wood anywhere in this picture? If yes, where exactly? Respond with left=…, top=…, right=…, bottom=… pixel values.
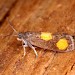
left=70, top=63, right=75, bottom=70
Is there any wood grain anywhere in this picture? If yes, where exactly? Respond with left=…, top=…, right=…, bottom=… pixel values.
left=0, top=0, right=75, bottom=75
left=0, top=0, right=17, bottom=22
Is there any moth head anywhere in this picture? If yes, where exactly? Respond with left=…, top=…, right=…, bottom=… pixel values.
left=17, top=33, right=24, bottom=41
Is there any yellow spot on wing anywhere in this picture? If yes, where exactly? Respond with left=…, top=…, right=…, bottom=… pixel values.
left=40, top=32, right=53, bottom=41
left=56, top=38, right=68, bottom=50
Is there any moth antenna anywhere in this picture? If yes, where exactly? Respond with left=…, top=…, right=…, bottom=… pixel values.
left=0, top=33, right=18, bottom=38
left=7, top=18, right=18, bottom=34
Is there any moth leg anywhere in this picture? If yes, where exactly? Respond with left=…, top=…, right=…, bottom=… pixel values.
left=22, top=42, right=28, bottom=56
left=27, top=42, right=38, bottom=57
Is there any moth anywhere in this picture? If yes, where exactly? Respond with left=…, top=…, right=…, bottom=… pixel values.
left=2, top=18, right=75, bottom=57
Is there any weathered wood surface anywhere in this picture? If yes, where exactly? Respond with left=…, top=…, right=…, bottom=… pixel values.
left=0, top=0, right=16, bottom=22
left=0, top=0, right=75, bottom=75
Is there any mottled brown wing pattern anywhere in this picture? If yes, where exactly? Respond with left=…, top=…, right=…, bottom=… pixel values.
left=26, top=32, right=74, bottom=52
